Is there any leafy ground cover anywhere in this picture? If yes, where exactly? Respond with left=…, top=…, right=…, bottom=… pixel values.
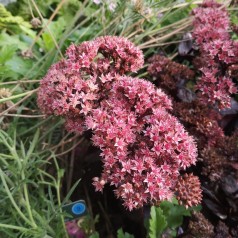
left=0, top=0, right=238, bottom=237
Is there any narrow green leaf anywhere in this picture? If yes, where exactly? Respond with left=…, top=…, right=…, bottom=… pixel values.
left=61, top=179, right=80, bottom=205
left=25, top=129, right=40, bottom=161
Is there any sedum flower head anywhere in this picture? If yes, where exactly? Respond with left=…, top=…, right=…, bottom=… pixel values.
left=38, top=36, right=144, bottom=134
left=38, top=36, right=199, bottom=211
left=192, top=0, right=238, bottom=109
left=90, top=76, right=197, bottom=210
left=65, top=36, right=144, bottom=76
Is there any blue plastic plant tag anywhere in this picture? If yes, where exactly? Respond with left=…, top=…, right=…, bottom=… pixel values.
left=63, top=200, right=87, bottom=221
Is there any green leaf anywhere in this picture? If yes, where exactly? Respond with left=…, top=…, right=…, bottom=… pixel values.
left=19, top=25, right=36, bottom=39
left=0, top=32, right=29, bottom=50
left=0, top=42, right=33, bottom=80
left=0, top=3, right=32, bottom=34
left=25, top=129, right=40, bottom=161
left=191, top=205, right=202, bottom=212
left=160, top=200, right=191, bottom=229
left=61, top=179, right=80, bottom=205
left=149, top=206, right=167, bottom=238
left=42, top=17, right=66, bottom=52
left=117, top=228, right=134, bottom=238
left=5, top=55, right=33, bottom=78
left=89, top=232, right=100, bottom=238
left=58, top=0, right=83, bottom=23
left=0, top=3, right=12, bottom=18
left=166, top=206, right=187, bottom=229
left=0, top=44, right=18, bottom=64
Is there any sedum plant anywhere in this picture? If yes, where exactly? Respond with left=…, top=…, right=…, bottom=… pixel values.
left=37, top=36, right=202, bottom=211
left=192, top=0, right=238, bottom=109
left=0, top=0, right=214, bottom=236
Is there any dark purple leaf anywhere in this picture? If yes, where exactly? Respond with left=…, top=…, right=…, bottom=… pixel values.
left=177, top=87, right=196, bottom=102
left=178, top=33, right=193, bottom=56
left=220, top=98, right=238, bottom=116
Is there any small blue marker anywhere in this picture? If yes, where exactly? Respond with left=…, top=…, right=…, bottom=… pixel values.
left=63, top=200, right=87, bottom=221
left=72, top=202, right=86, bottom=215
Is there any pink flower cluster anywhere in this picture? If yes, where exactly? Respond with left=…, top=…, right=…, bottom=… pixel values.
left=38, top=36, right=198, bottom=210
left=65, top=36, right=144, bottom=76
left=90, top=76, right=197, bottom=210
left=37, top=36, right=144, bottom=134
left=192, top=0, right=238, bottom=109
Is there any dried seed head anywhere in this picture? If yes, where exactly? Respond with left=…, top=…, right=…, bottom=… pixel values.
left=21, top=49, right=33, bottom=59
left=30, top=18, right=41, bottom=28
left=175, top=173, right=202, bottom=208
left=0, top=88, right=11, bottom=98
left=132, top=0, right=144, bottom=13
left=0, top=88, right=12, bottom=112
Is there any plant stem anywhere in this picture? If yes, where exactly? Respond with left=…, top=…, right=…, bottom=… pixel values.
left=4, top=114, right=45, bottom=118
left=29, top=0, right=66, bottom=58
left=0, top=223, right=28, bottom=232
left=0, top=80, right=40, bottom=85
left=22, top=171, right=37, bottom=228
left=53, top=157, right=69, bottom=238
left=158, top=0, right=203, bottom=14
left=0, top=89, right=38, bottom=104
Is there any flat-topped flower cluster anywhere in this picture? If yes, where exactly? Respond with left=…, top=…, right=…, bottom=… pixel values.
left=38, top=36, right=201, bottom=210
